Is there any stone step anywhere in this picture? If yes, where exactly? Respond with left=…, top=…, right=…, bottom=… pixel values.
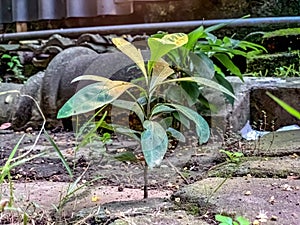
left=174, top=177, right=300, bottom=224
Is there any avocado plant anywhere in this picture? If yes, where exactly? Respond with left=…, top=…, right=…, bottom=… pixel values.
left=57, top=32, right=235, bottom=198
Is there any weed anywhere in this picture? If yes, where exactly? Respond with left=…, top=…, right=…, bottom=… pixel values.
left=0, top=90, right=72, bottom=223
left=274, top=64, right=300, bottom=77
left=219, top=149, right=244, bottom=164
left=215, top=214, right=250, bottom=225
left=58, top=31, right=237, bottom=198
left=0, top=53, right=25, bottom=83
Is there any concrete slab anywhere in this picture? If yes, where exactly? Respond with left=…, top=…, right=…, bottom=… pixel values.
left=174, top=177, right=300, bottom=225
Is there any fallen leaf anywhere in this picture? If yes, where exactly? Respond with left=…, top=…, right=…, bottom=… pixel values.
left=91, top=195, right=100, bottom=202
left=0, top=122, right=11, bottom=130
left=0, top=199, right=9, bottom=211
left=244, top=190, right=251, bottom=196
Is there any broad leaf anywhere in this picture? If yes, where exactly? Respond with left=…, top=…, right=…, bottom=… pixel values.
left=214, top=53, right=242, bottom=79
left=57, top=81, right=137, bottom=118
left=149, top=60, right=174, bottom=93
left=141, top=120, right=168, bottom=169
left=162, top=77, right=236, bottom=100
left=112, top=124, right=141, bottom=141
left=236, top=216, right=250, bottom=225
left=166, top=127, right=186, bottom=142
left=164, top=84, right=196, bottom=106
left=148, top=33, right=188, bottom=73
left=112, top=99, right=145, bottom=123
left=186, top=25, right=205, bottom=50
left=112, top=38, right=148, bottom=83
left=167, top=104, right=210, bottom=144
left=214, top=73, right=235, bottom=105
left=151, top=104, right=175, bottom=117
left=190, top=52, right=215, bottom=79
left=180, top=82, right=201, bottom=106
left=215, top=214, right=233, bottom=224
left=173, top=112, right=190, bottom=129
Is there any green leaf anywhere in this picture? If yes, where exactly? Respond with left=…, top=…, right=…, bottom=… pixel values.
left=112, top=124, right=141, bottom=141
left=180, top=82, right=201, bottom=106
left=112, top=99, right=145, bottom=124
left=164, top=84, right=195, bottom=106
left=190, top=52, right=215, bottom=79
left=7, top=62, right=14, bottom=68
left=205, top=15, right=250, bottom=33
left=214, top=73, right=235, bottom=105
left=75, top=111, right=108, bottom=150
left=205, top=23, right=228, bottom=33
left=149, top=60, right=175, bottom=93
left=166, top=127, right=186, bottom=142
left=151, top=104, right=175, bottom=116
left=162, top=77, right=236, bottom=100
left=167, top=104, right=210, bottom=144
left=57, top=80, right=137, bottom=118
left=236, top=216, right=250, bottom=225
left=186, top=25, right=205, bottom=50
left=44, top=131, right=73, bottom=178
left=266, top=92, right=300, bottom=120
left=141, top=120, right=168, bottom=169
left=173, top=112, right=190, bottom=129
left=1, top=54, right=12, bottom=59
left=214, top=53, right=242, bottom=79
left=148, top=33, right=188, bottom=73
left=1, top=134, right=25, bottom=182
left=215, top=214, right=233, bottom=225
left=112, top=38, right=147, bottom=82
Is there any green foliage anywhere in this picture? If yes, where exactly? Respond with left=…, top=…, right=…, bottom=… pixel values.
left=263, top=27, right=300, bottom=39
left=246, top=64, right=300, bottom=78
left=215, top=214, right=250, bottom=225
left=155, top=22, right=264, bottom=107
left=0, top=91, right=73, bottom=219
left=274, top=64, right=300, bottom=77
left=0, top=53, right=25, bottom=83
left=58, top=22, right=261, bottom=197
left=57, top=31, right=237, bottom=197
left=220, top=149, right=244, bottom=163
left=266, top=92, right=300, bottom=120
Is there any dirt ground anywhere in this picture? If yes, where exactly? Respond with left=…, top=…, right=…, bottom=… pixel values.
left=0, top=129, right=220, bottom=223
left=0, top=129, right=299, bottom=224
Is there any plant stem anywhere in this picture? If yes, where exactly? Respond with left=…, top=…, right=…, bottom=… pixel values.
left=143, top=164, right=148, bottom=199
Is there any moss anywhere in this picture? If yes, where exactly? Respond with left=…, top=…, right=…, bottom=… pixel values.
left=263, top=28, right=300, bottom=39
left=246, top=51, right=300, bottom=75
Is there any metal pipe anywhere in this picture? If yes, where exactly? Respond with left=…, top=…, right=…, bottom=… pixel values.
left=1, top=16, right=300, bottom=42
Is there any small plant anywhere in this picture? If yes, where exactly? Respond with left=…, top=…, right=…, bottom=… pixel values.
left=58, top=31, right=236, bottom=198
left=0, top=91, right=72, bottom=219
left=0, top=53, right=25, bottom=83
left=219, top=149, right=244, bottom=163
left=274, top=64, right=300, bottom=77
left=215, top=214, right=250, bottom=225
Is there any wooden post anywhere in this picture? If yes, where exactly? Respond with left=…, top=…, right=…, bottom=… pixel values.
left=16, top=22, right=28, bottom=32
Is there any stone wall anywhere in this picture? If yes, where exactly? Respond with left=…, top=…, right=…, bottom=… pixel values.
left=142, top=0, right=300, bottom=23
